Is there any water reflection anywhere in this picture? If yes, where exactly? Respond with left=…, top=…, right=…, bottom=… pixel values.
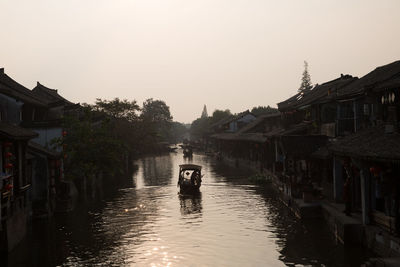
left=178, top=192, right=202, bottom=216
left=209, top=160, right=373, bottom=266
left=208, top=159, right=254, bottom=184
left=4, top=151, right=373, bottom=267
left=182, top=154, right=193, bottom=163
left=140, top=155, right=173, bottom=186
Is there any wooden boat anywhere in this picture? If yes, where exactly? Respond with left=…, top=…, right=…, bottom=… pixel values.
left=178, top=164, right=203, bottom=193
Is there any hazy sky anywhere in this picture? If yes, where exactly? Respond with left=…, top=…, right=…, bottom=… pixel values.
left=1, top=0, right=400, bottom=123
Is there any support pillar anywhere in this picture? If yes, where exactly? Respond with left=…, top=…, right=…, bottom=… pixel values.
left=333, top=156, right=343, bottom=202
left=18, top=142, right=23, bottom=188
left=360, top=169, right=370, bottom=225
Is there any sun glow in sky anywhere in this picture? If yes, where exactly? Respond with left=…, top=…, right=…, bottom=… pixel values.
left=1, top=0, right=400, bottom=123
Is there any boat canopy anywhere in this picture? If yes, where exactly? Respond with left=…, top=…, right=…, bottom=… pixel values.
left=179, top=164, right=202, bottom=171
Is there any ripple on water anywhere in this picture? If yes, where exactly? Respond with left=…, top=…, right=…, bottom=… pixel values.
left=9, top=152, right=373, bottom=267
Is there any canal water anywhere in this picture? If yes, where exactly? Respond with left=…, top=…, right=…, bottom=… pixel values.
left=6, top=151, right=372, bottom=267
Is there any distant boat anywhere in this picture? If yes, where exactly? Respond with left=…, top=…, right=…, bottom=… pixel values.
left=177, top=164, right=203, bottom=193
left=157, top=142, right=178, bottom=153
left=180, top=144, right=193, bottom=157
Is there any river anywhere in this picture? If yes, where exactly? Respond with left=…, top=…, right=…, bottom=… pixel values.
left=5, top=151, right=372, bottom=266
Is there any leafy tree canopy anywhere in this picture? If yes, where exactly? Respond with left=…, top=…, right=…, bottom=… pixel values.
left=251, top=105, right=278, bottom=116
left=93, top=98, right=140, bottom=121
left=168, top=121, right=189, bottom=143
left=210, top=109, right=231, bottom=125
left=189, top=109, right=232, bottom=140
left=55, top=110, right=124, bottom=180
left=141, top=98, right=173, bottom=122
left=190, top=117, right=211, bottom=139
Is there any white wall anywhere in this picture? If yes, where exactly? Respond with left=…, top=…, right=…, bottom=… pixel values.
left=228, top=114, right=256, bottom=132
left=239, top=114, right=256, bottom=124
left=31, top=127, right=62, bottom=150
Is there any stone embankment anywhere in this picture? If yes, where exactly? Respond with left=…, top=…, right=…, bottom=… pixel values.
left=216, top=154, right=400, bottom=265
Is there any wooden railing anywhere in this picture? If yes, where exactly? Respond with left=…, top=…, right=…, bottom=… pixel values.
left=19, top=184, right=31, bottom=192
left=371, top=211, right=396, bottom=233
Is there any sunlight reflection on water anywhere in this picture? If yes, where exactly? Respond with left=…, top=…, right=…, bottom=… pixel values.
left=6, top=151, right=372, bottom=267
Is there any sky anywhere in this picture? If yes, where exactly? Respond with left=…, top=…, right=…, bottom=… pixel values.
left=1, top=0, right=400, bottom=123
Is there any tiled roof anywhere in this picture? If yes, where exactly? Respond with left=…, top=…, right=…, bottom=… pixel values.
left=211, top=110, right=254, bottom=128
left=210, top=132, right=268, bottom=143
left=0, top=122, right=38, bottom=140
left=32, top=82, right=73, bottom=106
left=28, top=141, right=60, bottom=158
left=0, top=69, right=46, bottom=107
left=279, top=121, right=312, bottom=135
left=337, top=60, right=400, bottom=98
left=236, top=112, right=280, bottom=134
left=371, top=77, right=400, bottom=92
left=210, top=121, right=310, bottom=143
left=278, top=75, right=357, bottom=111
left=276, top=93, right=300, bottom=112
left=329, top=125, right=400, bottom=162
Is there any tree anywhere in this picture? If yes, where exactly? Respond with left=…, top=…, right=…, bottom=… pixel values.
left=141, top=98, right=172, bottom=123
left=190, top=109, right=231, bottom=140
left=168, top=121, right=189, bottom=143
left=190, top=117, right=211, bottom=140
left=210, top=109, right=231, bottom=125
left=54, top=97, right=178, bottom=188
left=90, top=98, right=145, bottom=155
left=298, top=61, right=313, bottom=93
left=251, top=106, right=278, bottom=116
left=201, top=105, right=208, bottom=118
left=93, top=98, right=140, bottom=122
left=55, top=108, right=125, bottom=181
left=86, top=97, right=168, bottom=156
left=141, top=98, right=173, bottom=143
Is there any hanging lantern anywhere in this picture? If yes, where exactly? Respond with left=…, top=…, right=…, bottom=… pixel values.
left=5, top=184, right=13, bottom=191
left=5, top=152, right=12, bottom=158
left=5, top=163, right=13, bottom=169
left=62, top=131, right=67, bottom=137
left=369, top=166, right=381, bottom=177
left=369, top=166, right=375, bottom=173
